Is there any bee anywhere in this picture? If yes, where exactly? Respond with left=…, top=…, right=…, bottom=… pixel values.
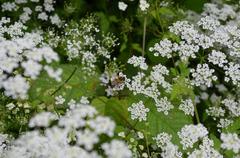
left=110, top=72, right=126, bottom=90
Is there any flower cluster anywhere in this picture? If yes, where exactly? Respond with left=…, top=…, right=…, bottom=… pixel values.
left=55, top=95, right=66, bottom=105
left=2, top=100, right=132, bottom=158
left=127, top=55, right=148, bottom=70
left=1, top=0, right=62, bottom=26
left=153, top=132, right=182, bottom=158
left=0, top=19, right=61, bottom=99
left=188, top=137, right=222, bottom=158
left=208, top=50, right=227, bottom=67
left=62, top=16, right=118, bottom=74
left=155, top=97, right=174, bottom=115
left=177, top=124, right=208, bottom=150
left=149, top=39, right=173, bottom=58
left=179, top=99, right=194, bottom=116
left=0, top=134, right=8, bottom=156
left=222, top=98, right=240, bottom=117
left=28, top=112, right=58, bottom=128
left=128, top=101, right=149, bottom=121
left=118, top=0, right=150, bottom=12
left=0, top=0, right=240, bottom=157
left=150, top=1, right=240, bottom=89
left=126, top=62, right=173, bottom=115
left=118, top=2, right=128, bottom=11
left=154, top=130, right=222, bottom=158
left=190, top=64, right=217, bottom=87
left=221, top=133, right=240, bottom=154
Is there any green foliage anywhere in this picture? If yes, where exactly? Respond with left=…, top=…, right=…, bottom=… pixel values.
left=92, top=95, right=193, bottom=150
left=1, top=0, right=240, bottom=157
left=29, top=65, right=100, bottom=106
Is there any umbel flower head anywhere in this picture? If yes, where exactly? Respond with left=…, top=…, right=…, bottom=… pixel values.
left=0, top=18, right=61, bottom=99
left=2, top=100, right=132, bottom=158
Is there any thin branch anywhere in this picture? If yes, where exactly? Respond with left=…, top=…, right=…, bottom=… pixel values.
left=194, top=103, right=200, bottom=124
left=142, top=16, right=147, bottom=57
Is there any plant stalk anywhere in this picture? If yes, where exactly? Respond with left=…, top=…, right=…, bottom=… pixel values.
left=142, top=16, right=147, bottom=57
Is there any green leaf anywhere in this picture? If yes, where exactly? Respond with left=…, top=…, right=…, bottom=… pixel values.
left=131, top=43, right=142, bottom=54
left=91, top=96, right=108, bottom=115
left=29, top=64, right=100, bottom=105
left=95, top=12, right=110, bottom=33
left=92, top=96, right=142, bottom=130
left=144, top=102, right=193, bottom=146
left=222, top=117, right=240, bottom=134
left=210, top=134, right=221, bottom=150
left=92, top=96, right=192, bottom=148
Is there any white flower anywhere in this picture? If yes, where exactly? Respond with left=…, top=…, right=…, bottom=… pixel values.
left=169, top=21, right=199, bottom=44
left=224, top=62, right=240, bottom=87
left=139, top=0, right=150, bottom=12
left=153, top=132, right=172, bottom=148
left=4, top=102, right=131, bottom=157
left=128, top=101, right=149, bottom=121
left=0, top=134, right=8, bottom=156
left=222, top=98, right=240, bottom=117
left=206, top=106, right=225, bottom=119
left=80, top=96, right=90, bottom=104
left=208, top=50, right=227, bottom=67
left=55, top=95, right=65, bottom=105
left=102, top=140, right=132, bottom=158
left=127, top=56, right=148, bottom=70
left=29, top=112, right=58, bottom=128
left=217, top=118, right=233, bottom=129
left=15, top=0, right=27, bottom=4
left=202, top=3, right=236, bottom=21
left=176, top=41, right=199, bottom=60
left=38, top=12, right=48, bottom=20
left=0, top=28, right=60, bottom=99
left=160, top=142, right=182, bottom=158
left=1, top=2, right=18, bottom=12
left=88, top=116, right=115, bottom=137
left=63, top=17, right=117, bottom=74
left=221, top=133, right=240, bottom=153
left=155, top=97, right=174, bottom=115
left=76, top=129, right=99, bottom=150
left=21, top=60, right=42, bottom=79
left=190, top=64, right=217, bottom=87
left=118, top=2, right=128, bottom=11
left=137, top=131, right=144, bottom=139
left=188, top=137, right=223, bottom=158
left=197, top=16, right=220, bottom=31
left=44, top=1, right=54, bottom=12
left=2, top=75, right=29, bottom=99
left=150, top=64, right=172, bottom=92
left=6, top=103, right=15, bottom=110
left=149, top=39, right=173, bottom=58
left=50, top=14, right=61, bottom=27
left=44, top=66, right=62, bottom=82
left=153, top=132, right=182, bottom=158
left=179, top=99, right=194, bottom=116
left=178, top=124, right=208, bottom=150
left=35, top=5, right=42, bottom=12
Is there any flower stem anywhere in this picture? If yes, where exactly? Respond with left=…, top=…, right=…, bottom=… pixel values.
left=144, top=131, right=151, bottom=157
left=194, top=103, right=200, bottom=124
left=142, top=16, right=147, bottom=57
left=50, top=66, right=77, bottom=96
